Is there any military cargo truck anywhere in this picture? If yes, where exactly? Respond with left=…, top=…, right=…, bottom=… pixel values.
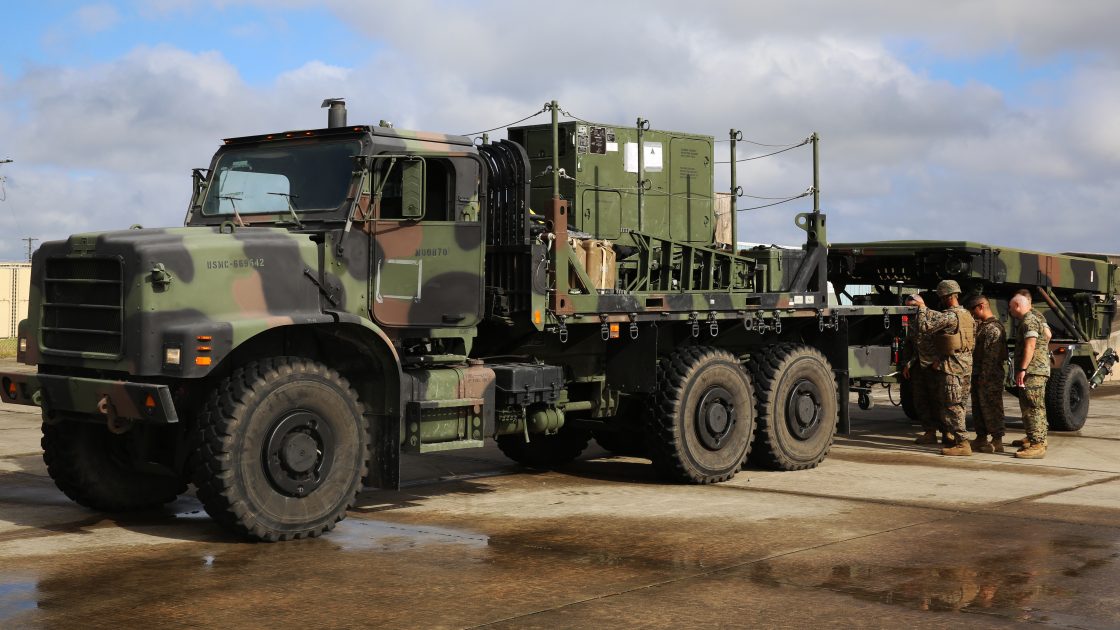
left=0, top=100, right=911, bottom=541
left=828, top=241, right=1119, bottom=431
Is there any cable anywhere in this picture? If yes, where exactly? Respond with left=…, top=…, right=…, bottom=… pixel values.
left=735, top=189, right=813, bottom=212
left=556, top=107, right=598, bottom=126
left=714, top=136, right=809, bottom=147
left=740, top=192, right=805, bottom=200
left=714, top=138, right=811, bottom=164
left=460, top=105, right=549, bottom=137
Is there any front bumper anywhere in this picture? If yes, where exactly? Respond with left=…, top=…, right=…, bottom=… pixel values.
left=0, top=372, right=179, bottom=423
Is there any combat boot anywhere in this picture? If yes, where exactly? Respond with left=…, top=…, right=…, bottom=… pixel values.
left=941, top=432, right=955, bottom=446
left=979, top=435, right=1004, bottom=454
left=1011, top=437, right=1031, bottom=448
left=970, top=435, right=989, bottom=451
left=1014, top=442, right=1047, bottom=459
left=941, top=437, right=973, bottom=457
left=915, top=430, right=939, bottom=445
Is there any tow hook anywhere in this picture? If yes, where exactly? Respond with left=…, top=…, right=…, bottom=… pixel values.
left=98, top=394, right=133, bottom=434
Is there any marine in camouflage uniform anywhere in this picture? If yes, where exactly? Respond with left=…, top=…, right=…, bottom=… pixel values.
left=965, top=294, right=1006, bottom=453
left=1012, top=299, right=1050, bottom=458
left=917, top=280, right=975, bottom=455
left=903, top=295, right=945, bottom=444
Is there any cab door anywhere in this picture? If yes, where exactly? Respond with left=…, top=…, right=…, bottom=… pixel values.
left=370, top=156, right=484, bottom=329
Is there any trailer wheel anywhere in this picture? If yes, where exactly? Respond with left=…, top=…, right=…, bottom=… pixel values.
left=747, top=344, right=838, bottom=471
left=192, top=357, right=368, bottom=542
left=1046, top=363, right=1090, bottom=432
left=497, top=425, right=591, bottom=467
left=42, top=419, right=186, bottom=511
left=647, top=346, right=754, bottom=484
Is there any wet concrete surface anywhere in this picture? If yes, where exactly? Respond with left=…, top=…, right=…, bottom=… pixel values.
left=1, top=357, right=1119, bottom=628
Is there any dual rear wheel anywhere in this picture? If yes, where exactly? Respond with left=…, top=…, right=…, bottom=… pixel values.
left=646, top=344, right=837, bottom=483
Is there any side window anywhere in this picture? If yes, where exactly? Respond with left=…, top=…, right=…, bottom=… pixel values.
left=373, top=156, right=456, bottom=220
left=374, top=158, right=405, bottom=219
left=425, top=160, right=452, bottom=221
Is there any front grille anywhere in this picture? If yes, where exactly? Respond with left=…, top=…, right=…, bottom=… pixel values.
left=41, top=257, right=124, bottom=356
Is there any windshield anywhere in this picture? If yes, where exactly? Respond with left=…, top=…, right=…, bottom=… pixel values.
left=201, top=139, right=361, bottom=217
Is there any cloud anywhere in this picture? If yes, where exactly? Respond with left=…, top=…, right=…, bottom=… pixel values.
left=40, top=3, right=121, bottom=51
left=74, top=4, right=121, bottom=34
left=0, top=1, right=1118, bottom=261
left=276, top=60, right=351, bottom=87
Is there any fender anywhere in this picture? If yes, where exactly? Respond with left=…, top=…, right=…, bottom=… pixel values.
left=326, top=312, right=404, bottom=490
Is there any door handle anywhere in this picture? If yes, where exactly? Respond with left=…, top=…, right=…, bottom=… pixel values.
left=442, top=314, right=467, bottom=323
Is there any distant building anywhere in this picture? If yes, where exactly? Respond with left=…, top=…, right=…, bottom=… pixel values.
left=1, top=262, right=31, bottom=338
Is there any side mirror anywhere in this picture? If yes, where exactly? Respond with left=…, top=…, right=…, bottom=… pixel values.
left=401, top=160, right=424, bottom=218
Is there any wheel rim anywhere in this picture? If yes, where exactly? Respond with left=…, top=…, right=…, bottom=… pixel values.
left=263, top=410, right=335, bottom=497
left=696, top=386, right=736, bottom=451
left=1070, top=380, right=1085, bottom=412
left=785, top=378, right=823, bottom=440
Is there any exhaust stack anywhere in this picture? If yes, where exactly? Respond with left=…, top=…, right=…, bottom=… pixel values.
left=321, top=98, right=347, bottom=128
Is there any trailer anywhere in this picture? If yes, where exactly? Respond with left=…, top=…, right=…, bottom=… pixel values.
left=828, top=240, right=1119, bottom=431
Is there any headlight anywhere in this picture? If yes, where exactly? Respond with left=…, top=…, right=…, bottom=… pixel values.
left=164, top=346, right=182, bottom=366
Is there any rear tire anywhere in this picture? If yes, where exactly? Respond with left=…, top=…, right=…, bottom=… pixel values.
left=497, top=424, right=591, bottom=468
left=647, top=346, right=754, bottom=484
left=192, top=357, right=369, bottom=541
left=1046, top=363, right=1090, bottom=432
left=42, top=419, right=186, bottom=511
left=747, top=344, right=838, bottom=471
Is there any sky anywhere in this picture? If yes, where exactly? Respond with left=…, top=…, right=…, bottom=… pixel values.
left=0, top=1, right=1118, bottom=261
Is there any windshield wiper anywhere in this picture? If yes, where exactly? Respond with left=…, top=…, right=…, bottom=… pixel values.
left=268, top=192, right=304, bottom=229
left=219, top=193, right=247, bottom=227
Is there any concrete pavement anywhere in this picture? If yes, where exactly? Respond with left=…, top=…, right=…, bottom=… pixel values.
left=1, top=357, right=1118, bottom=628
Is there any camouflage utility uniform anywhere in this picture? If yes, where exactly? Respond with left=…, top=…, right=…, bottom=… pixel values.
left=1017, top=308, right=1051, bottom=444
left=919, top=304, right=975, bottom=437
left=905, top=311, right=942, bottom=434
left=971, top=316, right=1006, bottom=439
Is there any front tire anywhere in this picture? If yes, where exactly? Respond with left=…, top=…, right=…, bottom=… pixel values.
left=192, top=358, right=369, bottom=541
left=747, top=344, right=838, bottom=471
left=1046, top=363, right=1090, bottom=432
left=42, top=419, right=186, bottom=511
left=647, top=346, right=755, bottom=484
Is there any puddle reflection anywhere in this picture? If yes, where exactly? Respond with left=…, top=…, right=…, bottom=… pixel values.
left=0, top=579, right=38, bottom=620
left=750, top=535, right=1120, bottom=621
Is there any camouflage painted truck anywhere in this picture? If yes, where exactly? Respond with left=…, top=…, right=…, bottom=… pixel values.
left=828, top=241, right=1119, bottom=431
left=0, top=100, right=911, bottom=541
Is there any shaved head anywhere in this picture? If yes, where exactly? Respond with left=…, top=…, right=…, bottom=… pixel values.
left=1009, top=294, right=1031, bottom=318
